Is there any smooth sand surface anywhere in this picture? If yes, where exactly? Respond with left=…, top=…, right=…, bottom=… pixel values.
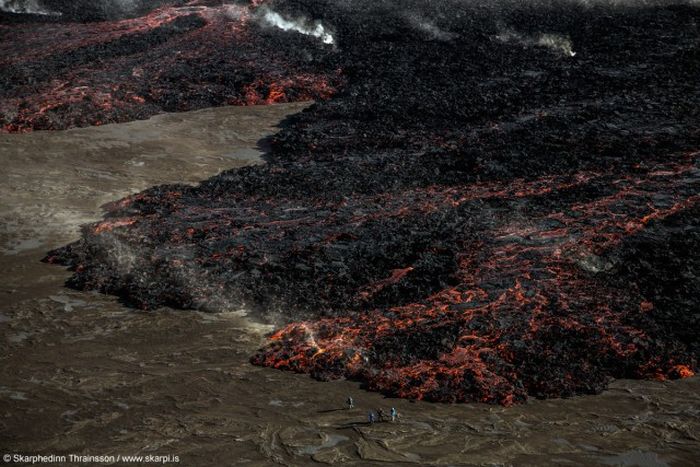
left=1, top=104, right=698, bottom=465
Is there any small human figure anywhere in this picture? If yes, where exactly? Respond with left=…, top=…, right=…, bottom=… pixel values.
left=347, top=396, right=354, bottom=409
left=390, top=407, right=397, bottom=422
left=368, top=411, right=375, bottom=424
left=376, top=408, right=385, bottom=422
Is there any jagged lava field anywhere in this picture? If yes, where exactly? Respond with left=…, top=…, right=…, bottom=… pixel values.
left=4, top=0, right=698, bottom=405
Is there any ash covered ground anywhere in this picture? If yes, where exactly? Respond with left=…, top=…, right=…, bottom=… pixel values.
left=26, top=0, right=700, bottom=404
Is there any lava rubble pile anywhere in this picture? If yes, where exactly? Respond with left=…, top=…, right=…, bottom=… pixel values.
left=45, top=1, right=700, bottom=404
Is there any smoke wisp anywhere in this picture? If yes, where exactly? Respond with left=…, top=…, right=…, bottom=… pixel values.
left=259, top=7, right=335, bottom=45
left=495, top=29, right=577, bottom=56
left=0, top=0, right=58, bottom=15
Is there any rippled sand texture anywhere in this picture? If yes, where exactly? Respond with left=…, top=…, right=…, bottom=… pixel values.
left=1, top=104, right=699, bottom=465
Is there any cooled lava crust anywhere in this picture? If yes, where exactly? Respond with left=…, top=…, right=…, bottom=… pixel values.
left=1, top=0, right=341, bottom=132
left=44, top=0, right=699, bottom=404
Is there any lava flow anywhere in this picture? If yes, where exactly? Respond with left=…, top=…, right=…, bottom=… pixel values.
left=0, top=0, right=341, bottom=132
left=43, top=0, right=700, bottom=404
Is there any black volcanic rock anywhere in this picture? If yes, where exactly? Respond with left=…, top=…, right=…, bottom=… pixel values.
left=1, top=0, right=341, bottom=131
left=44, top=0, right=700, bottom=403
left=42, top=0, right=188, bottom=21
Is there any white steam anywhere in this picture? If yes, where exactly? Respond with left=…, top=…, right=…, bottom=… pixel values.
left=0, top=0, right=59, bottom=15
left=260, top=7, right=334, bottom=45
left=495, top=29, right=577, bottom=57
left=537, top=34, right=577, bottom=57
left=410, top=18, right=457, bottom=41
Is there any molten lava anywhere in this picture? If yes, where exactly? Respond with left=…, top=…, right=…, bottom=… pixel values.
left=0, top=0, right=341, bottom=132
left=41, top=1, right=700, bottom=403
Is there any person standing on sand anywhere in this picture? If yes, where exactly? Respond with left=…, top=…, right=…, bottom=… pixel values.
left=368, top=411, right=375, bottom=424
left=390, top=407, right=397, bottom=422
left=347, top=396, right=354, bottom=409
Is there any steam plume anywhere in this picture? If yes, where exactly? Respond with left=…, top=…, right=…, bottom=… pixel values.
left=495, top=29, right=576, bottom=57
left=0, top=0, right=58, bottom=15
left=260, top=7, right=335, bottom=45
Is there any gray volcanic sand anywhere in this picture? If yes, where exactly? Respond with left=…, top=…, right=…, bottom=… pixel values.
left=0, top=104, right=698, bottom=466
